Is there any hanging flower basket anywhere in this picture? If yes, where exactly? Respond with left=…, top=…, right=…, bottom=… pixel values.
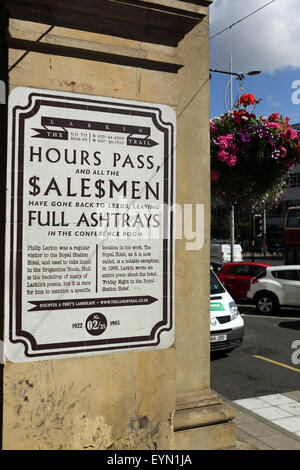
left=210, top=94, right=300, bottom=210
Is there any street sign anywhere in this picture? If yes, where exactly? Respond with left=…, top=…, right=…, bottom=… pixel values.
left=5, top=87, right=176, bottom=362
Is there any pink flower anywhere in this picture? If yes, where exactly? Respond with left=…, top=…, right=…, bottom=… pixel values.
left=218, top=140, right=228, bottom=150
left=226, top=155, right=238, bottom=167
left=210, top=121, right=216, bottom=133
left=268, top=122, right=281, bottom=130
left=282, top=127, right=298, bottom=140
left=225, top=133, right=234, bottom=143
left=211, top=170, right=221, bottom=181
left=218, top=150, right=229, bottom=162
left=218, top=136, right=229, bottom=147
left=280, top=146, right=287, bottom=158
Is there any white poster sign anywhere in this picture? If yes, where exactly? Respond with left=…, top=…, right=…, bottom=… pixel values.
left=5, top=88, right=176, bottom=362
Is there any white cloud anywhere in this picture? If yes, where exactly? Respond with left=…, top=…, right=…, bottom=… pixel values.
left=266, top=94, right=280, bottom=107
left=210, top=0, right=300, bottom=73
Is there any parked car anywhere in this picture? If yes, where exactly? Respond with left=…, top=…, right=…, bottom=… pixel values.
left=211, top=243, right=243, bottom=263
left=210, top=269, right=244, bottom=352
left=247, top=265, right=300, bottom=314
left=210, top=260, right=224, bottom=274
left=218, top=262, right=270, bottom=300
left=267, top=242, right=283, bottom=256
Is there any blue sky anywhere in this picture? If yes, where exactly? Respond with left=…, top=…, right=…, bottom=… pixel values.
left=209, top=0, right=300, bottom=125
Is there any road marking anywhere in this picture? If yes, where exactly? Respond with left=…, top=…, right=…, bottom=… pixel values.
left=253, top=355, right=300, bottom=373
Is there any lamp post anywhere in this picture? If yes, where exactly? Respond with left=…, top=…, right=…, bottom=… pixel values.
left=209, top=63, right=261, bottom=261
left=209, top=68, right=261, bottom=81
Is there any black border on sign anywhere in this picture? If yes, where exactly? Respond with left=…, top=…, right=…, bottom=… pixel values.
left=8, top=91, right=174, bottom=358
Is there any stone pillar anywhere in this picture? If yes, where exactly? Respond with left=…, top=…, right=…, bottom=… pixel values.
left=2, top=19, right=177, bottom=450
left=174, top=16, right=236, bottom=450
left=2, top=1, right=236, bottom=450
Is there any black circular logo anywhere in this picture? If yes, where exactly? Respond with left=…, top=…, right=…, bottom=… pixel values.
left=85, top=313, right=107, bottom=336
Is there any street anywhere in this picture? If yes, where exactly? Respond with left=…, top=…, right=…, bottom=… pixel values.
left=243, top=255, right=284, bottom=266
left=211, top=304, right=300, bottom=400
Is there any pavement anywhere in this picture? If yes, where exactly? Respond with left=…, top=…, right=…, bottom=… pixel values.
left=243, top=253, right=284, bottom=265
left=218, top=390, right=300, bottom=450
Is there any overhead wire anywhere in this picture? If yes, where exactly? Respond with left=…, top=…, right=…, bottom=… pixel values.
left=209, top=0, right=278, bottom=40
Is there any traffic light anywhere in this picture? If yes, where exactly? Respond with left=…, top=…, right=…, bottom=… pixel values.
left=254, top=214, right=263, bottom=237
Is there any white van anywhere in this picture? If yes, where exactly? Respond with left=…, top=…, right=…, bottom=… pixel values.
left=211, top=243, right=243, bottom=263
left=210, top=269, right=244, bottom=352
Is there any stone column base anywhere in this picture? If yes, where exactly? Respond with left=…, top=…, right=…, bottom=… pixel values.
left=174, top=390, right=237, bottom=450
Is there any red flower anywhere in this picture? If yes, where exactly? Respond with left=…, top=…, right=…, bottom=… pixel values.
left=268, top=113, right=279, bottom=122
left=233, top=109, right=252, bottom=124
left=233, top=110, right=242, bottom=125
left=238, top=93, right=256, bottom=107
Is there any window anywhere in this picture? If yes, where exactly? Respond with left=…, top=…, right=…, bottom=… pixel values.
left=271, top=270, right=300, bottom=281
left=289, top=172, right=300, bottom=188
left=210, top=270, right=225, bottom=295
left=228, top=265, right=251, bottom=276
left=287, top=208, right=300, bottom=227
left=255, top=270, right=267, bottom=280
left=250, top=266, right=266, bottom=277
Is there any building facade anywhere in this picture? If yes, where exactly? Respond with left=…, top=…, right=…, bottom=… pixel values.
left=1, top=0, right=236, bottom=450
left=266, top=123, right=300, bottom=247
